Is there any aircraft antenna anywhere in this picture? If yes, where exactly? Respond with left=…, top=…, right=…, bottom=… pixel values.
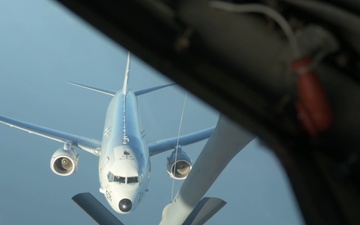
left=171, top=92, right=188, bottom=201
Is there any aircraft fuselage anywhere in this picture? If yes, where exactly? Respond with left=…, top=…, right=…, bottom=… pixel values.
left=99, top=90, right=150, bottom=214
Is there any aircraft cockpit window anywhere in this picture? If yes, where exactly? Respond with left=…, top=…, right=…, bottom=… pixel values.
left=107, top=171, right=114, bottom=182
left=114, top=176, right=126, bottom=183
left=107, top=172, right=126, bottom=183
left=127, top=176, right=138, bottom=184
left=139, top=173, right=145, bottom=183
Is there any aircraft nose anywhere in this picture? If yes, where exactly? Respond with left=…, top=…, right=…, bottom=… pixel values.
left=119, top=198, right=132, bottom=213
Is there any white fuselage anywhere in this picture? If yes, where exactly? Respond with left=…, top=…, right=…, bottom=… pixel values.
left=98, top=90, right=150, bottom=214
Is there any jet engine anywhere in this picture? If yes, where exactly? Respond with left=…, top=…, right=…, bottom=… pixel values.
left=167, top=146, right=192, bottom=180
left=50, top=147, right=78, bottom=176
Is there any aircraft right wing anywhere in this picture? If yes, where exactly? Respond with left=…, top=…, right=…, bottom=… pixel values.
left=148, top=127, right=214, bottom=156
left=0, top=115, right=101, bottom=156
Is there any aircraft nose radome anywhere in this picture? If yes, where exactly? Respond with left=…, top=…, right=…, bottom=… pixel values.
left=119, top=198, right=132, bottom=213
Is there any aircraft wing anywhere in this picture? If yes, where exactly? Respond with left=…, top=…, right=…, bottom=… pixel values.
left=0, top=115, right=101, bottom=156
left=148, top=127, right=214, bottom=156
left=73, top=193, right=125, bottom=225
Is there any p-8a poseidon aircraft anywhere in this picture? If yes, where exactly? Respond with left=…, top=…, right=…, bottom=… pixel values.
left=0, top=54, right=213, bottom=218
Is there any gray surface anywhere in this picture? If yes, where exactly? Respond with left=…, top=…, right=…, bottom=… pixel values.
left=72, top=192, right=124, bottom=225
left=0, top=0, right=303, bottom=224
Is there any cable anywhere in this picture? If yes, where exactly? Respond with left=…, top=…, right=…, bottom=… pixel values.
left=210, top=1, right=302, bottom=58
left=171, top=92, right=188, bottom=201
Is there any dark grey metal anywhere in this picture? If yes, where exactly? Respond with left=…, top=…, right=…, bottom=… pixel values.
left=183, top=197, right=227, bottom=225
left=72, top=192, right=125, bottom=225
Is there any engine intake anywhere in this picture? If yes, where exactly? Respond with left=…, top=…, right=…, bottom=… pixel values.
left=167, top=146, right=192, bottom=180
left=50, top=148, right=78, bottom=176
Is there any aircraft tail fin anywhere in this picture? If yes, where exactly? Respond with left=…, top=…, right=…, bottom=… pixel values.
left=68, top=53, right=172, bottom=97
left=67, top=82, right=116, bottom=96
left=122, top=52, right=130, bottom=95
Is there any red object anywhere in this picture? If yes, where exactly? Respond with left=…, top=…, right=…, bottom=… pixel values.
left=292, top=58, right=333, bottom=137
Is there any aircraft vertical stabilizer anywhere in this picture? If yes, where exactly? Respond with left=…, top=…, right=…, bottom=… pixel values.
left=122, top=52, right=131, bottom=95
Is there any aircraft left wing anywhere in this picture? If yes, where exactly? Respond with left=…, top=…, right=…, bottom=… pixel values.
left=0, top=115, right=101, bottom=156
left=148, top=127, right=214, bottom=156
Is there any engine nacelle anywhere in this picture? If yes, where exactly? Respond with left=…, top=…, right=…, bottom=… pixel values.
left=50, top=148, right=78, bottom=176
left=167, top=146, right=192, bottom=180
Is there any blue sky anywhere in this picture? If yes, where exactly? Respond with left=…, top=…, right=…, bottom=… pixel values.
left=0, top=1, right=304, bottom=224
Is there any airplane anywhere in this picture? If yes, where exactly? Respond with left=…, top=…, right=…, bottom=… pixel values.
left=0, top=53, right=214, bottom=216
